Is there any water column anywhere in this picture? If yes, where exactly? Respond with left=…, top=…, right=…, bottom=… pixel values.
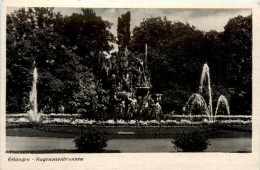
left=184, top=63, right=230, bottom=122
left=199, top=64, right=213, bottom=121
left=214, top=95, right=230, bottom=121
left=28, top=61, right=40, bottom=122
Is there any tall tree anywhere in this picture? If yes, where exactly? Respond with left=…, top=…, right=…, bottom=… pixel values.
left=6, top=8, right=81, bottom=112
left=131, top=17, right=206, bottom=113
left=62, top=8, right=115, bottom=73
left=221, top=14, right=252, bottom=114
left=6, top=8, right=115, bottom=114
left=131, top=15, right=252, bottom=115
left=117, top=11, right=131, bottom=49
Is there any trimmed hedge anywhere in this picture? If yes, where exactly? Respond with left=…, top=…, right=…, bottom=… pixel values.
left=73, top=129, right=108, bottom=153
left=172, top=131, right=209, bottom=152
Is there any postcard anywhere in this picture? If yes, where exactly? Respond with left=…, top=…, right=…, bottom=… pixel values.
left=1, top=1, right=260, bottom=169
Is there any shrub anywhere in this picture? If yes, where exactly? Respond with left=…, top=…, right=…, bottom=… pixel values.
left=172, top=131, right=209, bottom=152
left=73, top=129, right=108, bottom=153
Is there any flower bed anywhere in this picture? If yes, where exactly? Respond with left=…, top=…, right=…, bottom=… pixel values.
left=6, top=113, right=252, bottom=127
left=163, top=114, right=252, bottom=121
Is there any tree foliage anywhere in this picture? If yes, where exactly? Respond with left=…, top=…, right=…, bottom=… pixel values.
left=6, top=8, right=114, bottom=116
left=131, top=15, right=252, bottom=115
left=117, top=11, right=131, bottom=48
left=6, top=8, right=252, bottom=117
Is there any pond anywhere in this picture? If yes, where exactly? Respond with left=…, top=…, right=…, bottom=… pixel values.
left=6, top=136, right=251, bottom=153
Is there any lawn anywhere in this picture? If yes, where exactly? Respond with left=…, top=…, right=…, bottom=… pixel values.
left=6, top=150, right=120, bottom=153
left=6, top=125, right=252, bottom=154
left=6, top=125, right=252, bottom=139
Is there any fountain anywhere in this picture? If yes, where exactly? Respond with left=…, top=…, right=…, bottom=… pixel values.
left=184, top=93, right=211, bottom=121
left=109, top=44, right=162, bottom=120
left=214, top=95, right=230, bottom=121
left=28, top=61, right=41, bottom=122
left=199, top=64, right=213, bottom=119
left=184, top=63, right=230, bottom=121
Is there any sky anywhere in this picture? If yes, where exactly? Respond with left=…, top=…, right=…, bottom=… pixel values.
left=53, top=8, right=251, bottom=36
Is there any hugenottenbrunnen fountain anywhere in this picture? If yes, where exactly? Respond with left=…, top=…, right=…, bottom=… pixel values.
left=27, top=57, right=230, bottom=122
left=27, top=45, right=164, bottom=122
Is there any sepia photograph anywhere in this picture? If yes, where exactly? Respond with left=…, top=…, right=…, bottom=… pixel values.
left=5, top=7, right=252, bottom=153
left=1, top=1, right=260, bottom=169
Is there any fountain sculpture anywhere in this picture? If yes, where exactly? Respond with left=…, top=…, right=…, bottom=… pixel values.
left=28, top=61, right=41, bottom=122
left=104, top=44, right=162, bottom=120
left=184, top=63, right=230, bottom=121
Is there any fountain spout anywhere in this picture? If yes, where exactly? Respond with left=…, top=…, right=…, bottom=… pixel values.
left=214, top=95, right=230, bottom=121
left=199, top=63, right=213, bottom=120
left=184, top=63, right=230, bottom=122
left=28, top=62, right=41, bottom=122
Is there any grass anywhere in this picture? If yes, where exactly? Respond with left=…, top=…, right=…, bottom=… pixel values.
left=6, top=125, right=251, bottom=139
left=6, top=128, right=75, bottom=138
left=204, top=129, right=251, bottom=138
left=6, top=125, right=251, bottom=154
left=6, top=150, right=120, bottom=153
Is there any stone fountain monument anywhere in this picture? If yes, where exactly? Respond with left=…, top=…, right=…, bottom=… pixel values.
left=106, top=44, right=163, bottom=120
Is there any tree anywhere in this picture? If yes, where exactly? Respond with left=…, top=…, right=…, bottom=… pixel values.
left=117, top=11, right=131, bottom=48
left=131, top=14, right=252, bottom=115
left=131, top=17, right=206, bottom=113
left=221, top=14, right=252, bottom=114
left=6, top=7, right=59, bottom=112
left=71, top=67, right=108, bottom=120
left=6, top=8, right=252, bottom=117
left=62, top=8, right=115, bottom=73
left=6, top=8, right=115, bottom=114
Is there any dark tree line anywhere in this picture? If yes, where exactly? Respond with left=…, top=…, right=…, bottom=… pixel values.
left=6, top=8, right=252, bottom=116
left=7, top=8, right=114, bottom=117
left=130, top=15, right=252, bottom=115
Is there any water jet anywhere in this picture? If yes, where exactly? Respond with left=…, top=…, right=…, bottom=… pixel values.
left=184, top=63, right=230, bottom=121
left=28, top=61, right=41, bottom=122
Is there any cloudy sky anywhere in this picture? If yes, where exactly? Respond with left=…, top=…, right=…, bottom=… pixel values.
left=54, top=8, right=251, bottom=36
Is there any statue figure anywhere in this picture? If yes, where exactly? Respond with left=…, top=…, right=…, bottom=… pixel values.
left=151, top=94, right=163, bottom=120
left=124, top=93, right=137, bottom=120
left=122, top=71, right=130, bottom=91
left=132, top=56, right=146, bottom=86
